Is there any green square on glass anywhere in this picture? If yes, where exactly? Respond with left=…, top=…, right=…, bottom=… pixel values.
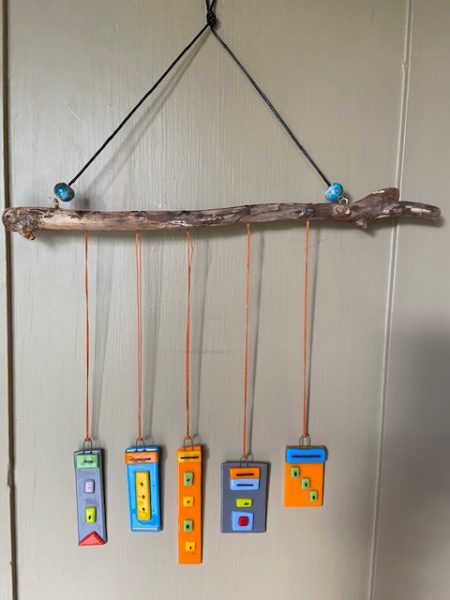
left=301, top=477, right=310, bottom=490
left=76, top=454, right=99, bottom=469
left=290, top=466, right=300, bottom=478
left=183, top=519, right=193, bottom=532
left=184, top=472, right=194, bottom=486
left=309, top=490, right=318, bottom=502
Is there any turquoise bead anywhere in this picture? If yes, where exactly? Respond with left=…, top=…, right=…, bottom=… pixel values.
left=325, top=182, right=344, bottom=202
left=54, top=182, right=75, bottom=202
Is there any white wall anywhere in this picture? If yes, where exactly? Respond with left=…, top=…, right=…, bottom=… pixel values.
left=0, top=1, right=448, bottom=599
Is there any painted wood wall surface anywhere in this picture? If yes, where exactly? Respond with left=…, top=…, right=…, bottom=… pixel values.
left=0, top=1, right=448, bottom=599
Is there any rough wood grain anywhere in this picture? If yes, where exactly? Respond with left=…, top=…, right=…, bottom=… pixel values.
left=1, top=188, right=440, bottom=239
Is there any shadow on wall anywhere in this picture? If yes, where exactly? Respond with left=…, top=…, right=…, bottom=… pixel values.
left=374, top=328, right=450, bottom=599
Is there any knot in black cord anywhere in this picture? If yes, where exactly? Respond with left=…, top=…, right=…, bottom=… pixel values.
left=206, top=8, right=217, bottom=28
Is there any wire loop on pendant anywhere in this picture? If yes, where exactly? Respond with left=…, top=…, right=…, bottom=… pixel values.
left=299, top=435, right=311, bottom=448
left=239, top=452, right=254, bottom=465
left=83, top=437, right=93, bottom=453
left=183, top=436, right=195, bottom=448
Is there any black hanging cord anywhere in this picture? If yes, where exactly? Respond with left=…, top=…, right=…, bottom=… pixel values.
left=209, top=29, right=331, bottom=187
left=68, top=22, right=210, bottom=186
left=203, top=0, right=331, bottom=186
left=66, top=0, right=331, bottom=190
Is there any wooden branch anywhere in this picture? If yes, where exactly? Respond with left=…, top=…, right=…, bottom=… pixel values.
left=2, top=188, right=441, bottom=239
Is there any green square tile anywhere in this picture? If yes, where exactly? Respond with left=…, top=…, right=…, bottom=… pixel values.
left=184, top=472, right=194, bottom=486
left=309, top=490, right=318, bottom=502
left=76, top=454, right=99, bottom=469
left=183, top=519, right=193, bottom=532
left=290, top=466, right=300, bottom=478
left=301, top=477, right=310, bottom=490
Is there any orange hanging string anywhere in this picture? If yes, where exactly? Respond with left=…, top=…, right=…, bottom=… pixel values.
left=302, top=220, right=311, bottom=441
left=185, top=231, right=194, bottom=441
left=135, top=231, right=144, bottom=443
left=242, top=223, right=251, bottom=458
left=83, top=231, right=91, bottom=443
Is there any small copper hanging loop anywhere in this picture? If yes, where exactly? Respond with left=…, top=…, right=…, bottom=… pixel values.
left=183, top=436, right=194, bottom=448
left=299, top=435, right=311, bottom=448
left=83, top=438, right=93, bottom=453
left=239, top=452, right=254, bottom=466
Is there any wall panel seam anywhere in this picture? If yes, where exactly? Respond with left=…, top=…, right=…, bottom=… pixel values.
left=367, top=1, right=413, bottom=598
left=1, top=0, right=17, bottom=597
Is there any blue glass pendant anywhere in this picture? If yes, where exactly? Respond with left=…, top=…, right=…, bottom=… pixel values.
left=325, top=182, right=344, bottom=202
left=54, top=182, right=75, bottom=202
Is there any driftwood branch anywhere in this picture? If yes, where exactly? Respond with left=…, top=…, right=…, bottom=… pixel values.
left=2, top=188, right=441, bottom=240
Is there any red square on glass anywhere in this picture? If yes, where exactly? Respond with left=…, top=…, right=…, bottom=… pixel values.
left=238, top=516, right=249, bottom=527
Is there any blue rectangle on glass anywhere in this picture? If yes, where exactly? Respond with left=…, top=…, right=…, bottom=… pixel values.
left=285, top=447, right=327, bottom=464
left=229, top=478, right=260, bottom=491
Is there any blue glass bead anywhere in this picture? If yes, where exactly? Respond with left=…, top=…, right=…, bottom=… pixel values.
left=325, top=182, right=344, bottom=202
left=54, top=182, right=75, bottom=202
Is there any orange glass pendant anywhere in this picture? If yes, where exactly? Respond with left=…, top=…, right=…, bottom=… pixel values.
left=177, top=445, right=203, bottom=564
left=284, top=446, right=327, bottom=507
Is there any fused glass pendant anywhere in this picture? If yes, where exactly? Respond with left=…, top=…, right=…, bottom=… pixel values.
left=178, top=445, right=203, bottom=564
left=221, top=462, right=269, bottom=533
left=74, top=449, right=107, bottom=546
left=124, top=445, right=161, bottom=532
left=284, top=446, right=327, bottom=507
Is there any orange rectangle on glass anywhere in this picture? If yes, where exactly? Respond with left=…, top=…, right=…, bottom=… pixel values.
left=229, top=467, right=260, bottom=480
left=177, top=445, right=202, bottom=564
left=124, top=450, right=158, bottom=464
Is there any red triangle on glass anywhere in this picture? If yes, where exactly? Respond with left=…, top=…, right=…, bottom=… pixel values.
left=79, top=531, right=105, bottom=546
